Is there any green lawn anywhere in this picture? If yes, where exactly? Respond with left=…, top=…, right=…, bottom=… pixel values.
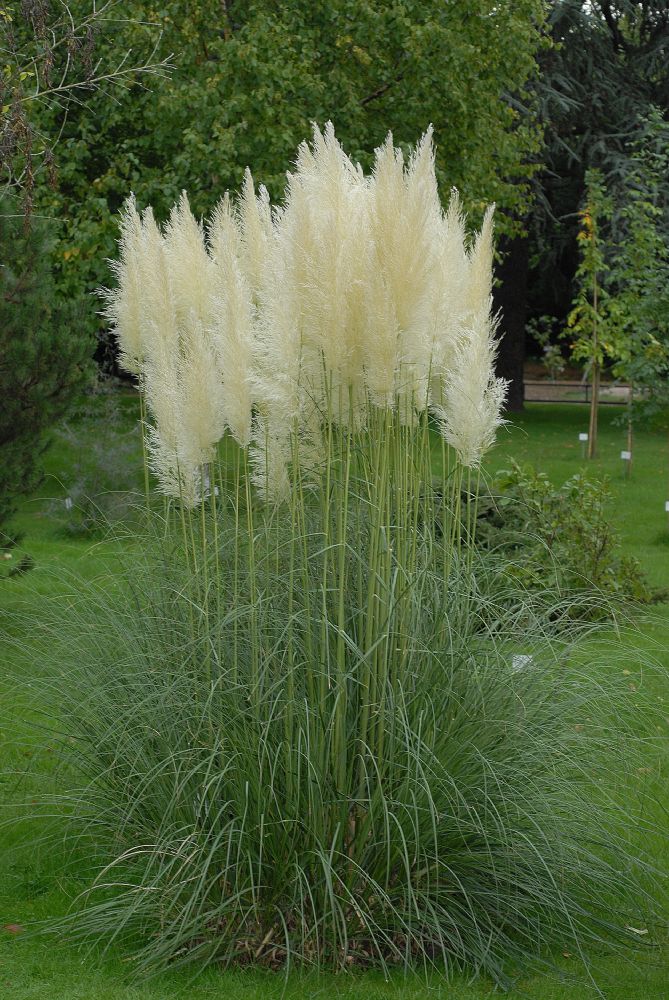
left=1, top=399, right=668, bottom=999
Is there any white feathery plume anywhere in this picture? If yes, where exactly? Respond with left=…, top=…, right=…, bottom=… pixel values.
left=161, top=193, right=228, bottom=492
left=142, top=336, right=201, bottom=508
left=163, top=191, right=216, bottom=337
left=105, top=125, right=507, bottom=497
left=367, top=128, right=442, bottom=416
left=462, top=202, right=495, bottom=327
left=237, top=169, right=272, bottom=301
left=433, top=313, right=507, bottom=468
left=249, top=191, right=306, bottom=499
left=208, top=194, right=255, bottom=447
left=102, top=194, right=144, bottom=375
left=136, top=207, right=179, bottom=360
left=360, top=256, right=401, bottom=409
left=177, top=328, right=226, bottom=471
left=429, top=189, right=470, bottom=405
left=131, top=208, right=202, bottom=504
left=250, top=123, right=377, bottom=494
left=289, top=122, right=370, bottom=418
left=131, top=203, right=219, bottom=505
left=433, top=206, right=507, bottom=467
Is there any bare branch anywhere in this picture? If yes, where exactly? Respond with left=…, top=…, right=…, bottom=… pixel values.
left=0, top=3, right=173, bottom=213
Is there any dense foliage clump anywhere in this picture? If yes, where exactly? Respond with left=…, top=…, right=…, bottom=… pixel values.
left=0, top=203, right=93, bottom=546
left=476, top=462, right=653, bottom=614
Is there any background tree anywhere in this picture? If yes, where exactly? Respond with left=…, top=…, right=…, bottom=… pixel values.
left=0, top=200, right=93, bottom=545
left=0, top=1, right=171, bottom=214
left=526, top=0, right=669, bottom=349
left=565, top=169, right=612, bottom=459
left=23, top=1, right=548, bottom=374
left=608, top=109, right=669, bottom=421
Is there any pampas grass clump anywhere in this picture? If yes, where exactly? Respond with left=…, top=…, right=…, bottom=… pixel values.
left=11, top=127, right=664, bottom=987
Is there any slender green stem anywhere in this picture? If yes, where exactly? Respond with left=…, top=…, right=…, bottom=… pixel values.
left=200, top=465, right=211, bottom=695
left=334, top=391, right=353, bottom=795
left=138, top=387, right=151, bottom=512
left=244, top=449, right=258, bottom=712
left=230, top=446, right=241, bottom=686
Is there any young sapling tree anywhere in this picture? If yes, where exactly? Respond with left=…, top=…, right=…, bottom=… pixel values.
left=566, top=169, right=612, bottom=459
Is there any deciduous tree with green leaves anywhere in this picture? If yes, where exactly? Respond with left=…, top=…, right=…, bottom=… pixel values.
left=608, top=109, right=669, bottom=422
left=30, top=1, right=548, bottom=324
left=0, top=1, right=170, bottom=213
left=525, top=1, right=669, bottom=372
left=565, top=169, right=613, bottom=459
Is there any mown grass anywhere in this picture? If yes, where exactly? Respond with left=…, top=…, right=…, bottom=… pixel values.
left=1, top=398, right=668, bottom=999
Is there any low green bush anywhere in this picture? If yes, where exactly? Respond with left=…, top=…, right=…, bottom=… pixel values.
left=475, top=461, right=654, bottom=613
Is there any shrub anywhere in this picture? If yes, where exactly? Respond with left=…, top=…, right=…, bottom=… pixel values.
left=475, top=461, right=653, bottom=613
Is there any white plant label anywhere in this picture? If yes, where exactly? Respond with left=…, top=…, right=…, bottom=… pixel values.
left=579, top=432, right=588, bottom=442
left=64, top=497, right=73, bottom=511
left=512, top=654, right=533, bottom=673
left=620, top=450, right=631, bottom=461
left=665, top=501, right=669, bottom=513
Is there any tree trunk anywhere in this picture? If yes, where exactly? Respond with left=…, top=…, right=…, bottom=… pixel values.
left=493, top=234, right=528, bottom=412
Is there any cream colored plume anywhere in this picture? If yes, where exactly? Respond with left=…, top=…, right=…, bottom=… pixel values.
left=208, top=194, right=255, bottom=447
left=433, top=206, right=507, bottom=467
left=107, top=124, right=507, bottom=499
left=250, top=123, right=371, bottom=495
left=134, top=207, right=207, bottom=503
left=248, top=192, right=308, bottom=499
left=287, top=123, right=370, bottom=408
left=237, top=169, right=272, bottom=300
left=163, top=191, right=216, bottom=339
left=136, top=207, right=179, bottom=360
left=429, top=190, right=470, bottom=404
left=433, top=312, right=507, bottom=468
left=365, top=128, right=445, bottom=417
left=141, top=334, right=200, bottom=507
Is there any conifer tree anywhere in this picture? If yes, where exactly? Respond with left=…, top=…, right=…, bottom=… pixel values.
left=0, top=203, right=93, bottom=545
